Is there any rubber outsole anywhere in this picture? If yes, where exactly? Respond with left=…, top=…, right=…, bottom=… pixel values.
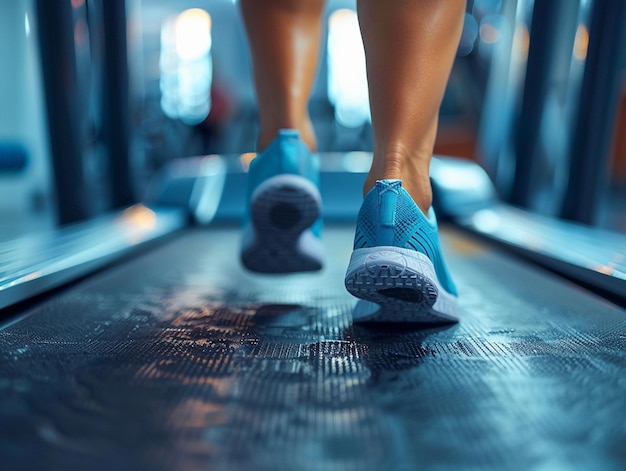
left=344, top=246, right=458, bottom=323
left=241, top=174, right=323, bottom=274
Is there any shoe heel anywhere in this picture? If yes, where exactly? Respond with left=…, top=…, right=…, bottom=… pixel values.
left=241, top=174, right=323, bottom=273
left=345, top=246, right=458, bottom=323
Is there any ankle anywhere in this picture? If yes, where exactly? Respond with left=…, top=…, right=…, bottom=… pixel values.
left=364, top=148, right=433, bottom=215
left=258, top=118, right=317, bottom=152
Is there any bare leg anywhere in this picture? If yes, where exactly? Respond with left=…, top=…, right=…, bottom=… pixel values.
left=240, top=0, right=325, bottom=152
left=358, top=0, right=466, bottom=214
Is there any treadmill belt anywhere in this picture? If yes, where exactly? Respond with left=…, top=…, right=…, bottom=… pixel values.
left=1, top=225, right=625, bottom=470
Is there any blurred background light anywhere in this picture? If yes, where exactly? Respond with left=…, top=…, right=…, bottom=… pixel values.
left=512, top=23, right=530, bottom=62
left=478, top=14, right=510, bottom=61
left=342, top=151, right=372, bottom=173
left=573, top=24, right=589, bottom=61
left=175, top=8, right=212, bottom=61
left=327, top=9, right=370, bottom=129
left=458, top=12, right=479, bottom=57
left=160, top=8, right=213, bottom=125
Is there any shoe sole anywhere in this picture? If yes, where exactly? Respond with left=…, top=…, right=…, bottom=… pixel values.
left=345, top=246, right=458, bottom=323
left=241, top=174, right=323, bottom=274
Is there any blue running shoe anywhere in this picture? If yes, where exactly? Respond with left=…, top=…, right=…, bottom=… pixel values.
left=241, top=129, right=323, bottom=273
left=344, top=179, right=458, bottom=323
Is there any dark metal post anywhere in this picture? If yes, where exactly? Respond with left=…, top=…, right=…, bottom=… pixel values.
left=510, top=0, right=578, bottom=207
left=560, top=0, right=626, bottom=224
left=36, top=0, right=91, bottom=225
left=99, top=0, right=135, bottom=209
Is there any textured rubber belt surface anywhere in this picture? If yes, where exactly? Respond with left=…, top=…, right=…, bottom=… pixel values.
left=1, top=226, right=625, bottom=470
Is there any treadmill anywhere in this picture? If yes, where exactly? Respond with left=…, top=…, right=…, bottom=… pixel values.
left=1, top=153, right=625, bottom=470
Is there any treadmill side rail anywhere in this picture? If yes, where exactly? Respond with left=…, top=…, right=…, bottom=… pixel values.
left=0, top=206, right=187, bottom=311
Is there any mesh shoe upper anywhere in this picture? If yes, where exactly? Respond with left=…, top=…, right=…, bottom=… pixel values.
left=246, top=129, right=322, bottom=236
left=247, top=130, right=319, bottom=195
left=353, top=179, right=458, bottom=296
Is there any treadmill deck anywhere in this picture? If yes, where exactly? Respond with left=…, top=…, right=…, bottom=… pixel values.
left=1, top=225, right=625, bottom=470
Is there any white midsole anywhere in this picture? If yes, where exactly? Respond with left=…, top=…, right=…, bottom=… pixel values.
left=250, top=174, right=322, bottom=206
left=346, top=246, right=458, bottom=318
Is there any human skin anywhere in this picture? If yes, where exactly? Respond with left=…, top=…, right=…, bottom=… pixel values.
left=240, top=0, right=466, bottom=215
left=240, top=0, right=324, bottom=152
